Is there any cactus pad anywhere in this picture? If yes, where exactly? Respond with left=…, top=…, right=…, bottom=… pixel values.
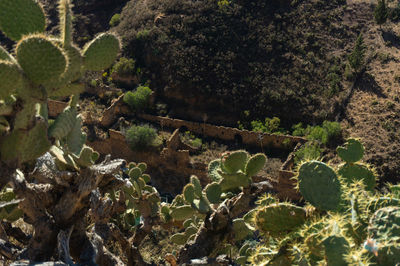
left=338, top=163, right=376, bottom=191
left=297, top=161, right=342, bottom=211
left=254, top=203, right=306, bottom=237
left=0, top=61, right=22, bottom=99
left=368, top=207, right=400, bottom=265
left=205, top=182, right=221, bottom=204
left=233, top=218, right=253, bottom=241
left=16, top=35, right=67, bottom=84
left=322, top=235, right=350, bottom=265
left=48, top=83, right=85, bottom=98
left=1, top=121, right=51, bottom=163
left=190, top=175, right=202, bottom=197
left=336, top=138, right=364, bottom=163
left=207, top=159, right=222, bottom=182
left=170, top=205, right=196, bottom=221
left=0, top=0, right=45, bottom=41
left=183, top=184, right=195, bottom=203
left=83, top=33, right=120, bottom=71
left=245, top=153, right=267, bottom=177
left=221, top=150, right=248, bottom=174
left=48, top=106, right=78, bottom=139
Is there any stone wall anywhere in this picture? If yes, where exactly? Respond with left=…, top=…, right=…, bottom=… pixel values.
left=138, top=113, right=306, bottom=150
left=48, top=98, right=303, bottom=199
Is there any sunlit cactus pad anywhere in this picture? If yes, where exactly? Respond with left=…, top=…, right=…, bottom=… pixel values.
left=0, top=0, right=45, bottom=41
left=16, top=35, right=67, bottom=84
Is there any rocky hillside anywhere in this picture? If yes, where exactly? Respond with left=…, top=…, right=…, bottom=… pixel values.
left=116, top=0, right=354, bottom=126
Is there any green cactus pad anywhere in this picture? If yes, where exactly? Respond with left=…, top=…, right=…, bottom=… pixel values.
left=171, top=232, right=188, bottom=245
left=190, top=175, right=202, bottom=197
left=368, top=207, right=400, bottom=265
left=1, top=121, right=51, bottom=163
left=367, top=197, right=400, bottom=213
left=171, top=205, right=196, bottom=221
left=129, top=167, right=142, bottom=180
left=207, top=159, right=222, bottom=182
left=183, top=184, right=195, bottom=203
left=205, top=182, right=222, bottom=204
left=142, top=174, right=151, bottom=183
left=83, top=33, right=120, bottom=71
left=338, top=163, right=376, bottom=191
left=48, top=106, right=77, bottom=140
left=0, top=61, right=22, bottom=100
left=0, top=0, right=46, bottom=41
left=59, top=0, right=73, bottom=46
left=16, top=35, right=67, bottom=84
left=73, top=146, right=98, bottom=168
left=65, top=115, right=86, bottom=155
left=219, top=172, right=250, bottom=191
left=233, top=218, right=253, bottom=241
left=0, top=46, right=13, bottom=61
left=48, top=83, right=85, bottom=98
left=192, top=198, right=210, bottom=214
left=322, top=235, right=350, bottom=266
left=254, top=203, right=306, bottom=237
left=245, top=153, right=267, bottom=177
left=222, top=150, right=248, bottom=174
left=297, top=161, right=342, bottom=211
left=336, top=138, right=364, bottom=163
left=137, top=162, right=147, bottom=172
left=13, top=102, right=36, bottom=130
left=183, top=219, right=193, bottom=229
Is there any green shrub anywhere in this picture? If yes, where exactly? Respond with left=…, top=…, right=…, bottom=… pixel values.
left=294, top=142, right=322, bottom=165
left=123, top=85, right=153, bottom=111
left=249, top=117, right=286, bottom=134
left=109, top=13, right=121, bottom=27
left=374, top=0, right=388, bottom=27
left=291, top=121, right=341, bottom=145
left=348, top=34, right=366, bottom=74
left=111, top=57, right=135, bottom=77
left=125, top=124, right=158, bottom=150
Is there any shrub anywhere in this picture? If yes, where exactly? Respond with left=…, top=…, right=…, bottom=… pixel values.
left=111, top=57, right=135, bottom=77
left=294, top=142, right=322, bottom=165
left=109, top=13, right=121, bottom=27
left=125, top=124, right=158, bottom=150
left=374, top=0, right=388, bottom=27
left=291, top=121, right=341, bottom=145
left=250, top=117, right=286, bottom=134
left=348, top=34, right=366, bottom=74
left=123, top=85, right=153, bottom=111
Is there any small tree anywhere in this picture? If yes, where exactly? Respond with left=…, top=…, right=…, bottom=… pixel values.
left=348, top=33, right=366, bottom=76
left=374, top=0, right=388, bottom=28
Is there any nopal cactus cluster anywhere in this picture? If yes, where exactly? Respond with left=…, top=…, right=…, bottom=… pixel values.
left=0, top=0, right=120, bottom=167
left=236, top=139, right=400, bottom=265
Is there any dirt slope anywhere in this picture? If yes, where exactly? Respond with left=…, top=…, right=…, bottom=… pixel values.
left=341, top=0, right=400, bottom=183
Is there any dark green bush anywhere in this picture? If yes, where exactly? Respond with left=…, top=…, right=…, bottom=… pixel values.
left=111, top=57, right=135, bottom=77
left=125, top=124, right=158, bottom=150
left=123, top=85, right=153, bottom=111
left=348, top=34, right=366, bottom=74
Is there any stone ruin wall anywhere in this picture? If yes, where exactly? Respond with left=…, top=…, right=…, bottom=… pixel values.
left=48, top=99, right=305, bottom=199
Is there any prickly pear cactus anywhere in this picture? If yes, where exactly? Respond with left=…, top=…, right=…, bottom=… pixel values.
left=297, top=161, right=342, bottom=211
left=254, top=202, right=306, bottom=237
left=368, top=207, right=400, bottom=265
left=207, top=151, right=266, bottom=192
left=0, top=0, right=120, bottom=167
left=336, top=138, right=364, bottom=163
left=338, top=163, right=376, bottom=192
